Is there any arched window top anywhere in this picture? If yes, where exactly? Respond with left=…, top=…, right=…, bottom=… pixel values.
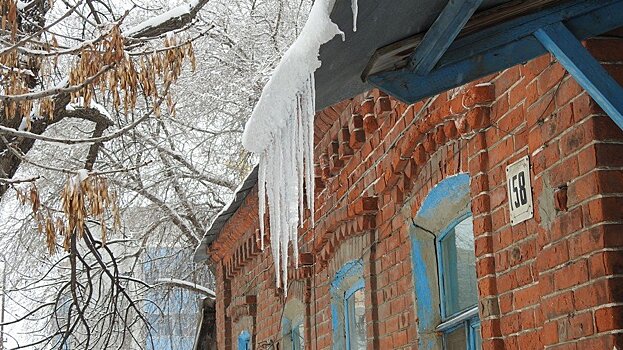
left=411, top=173, right=481, bottom=349
left=331, top=260, right=363, bottom=290
left=416, top=173, right=470, bottom=223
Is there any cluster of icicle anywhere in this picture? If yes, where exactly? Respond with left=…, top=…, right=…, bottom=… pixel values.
left=242, top=0, right=358, bottom=295
left=256, top=76, right=316, bottom=295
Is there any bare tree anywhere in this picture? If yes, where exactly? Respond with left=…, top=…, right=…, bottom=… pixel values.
left=0, top=0, right=311, bottom=348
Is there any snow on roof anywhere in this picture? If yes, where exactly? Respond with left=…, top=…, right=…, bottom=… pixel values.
left=241, top=0, right=345, bottom=153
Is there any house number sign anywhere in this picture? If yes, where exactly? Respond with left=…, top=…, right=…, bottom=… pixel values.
left=506, top=155, right=534, bottom=226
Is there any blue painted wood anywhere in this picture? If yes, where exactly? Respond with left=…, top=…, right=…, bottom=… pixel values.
left=410, top=0, right=484, bottom=75
left=438, top=0, right=619, bottom=69
left=237, top=330, right=251, bottom=350
left=330, top=260, right=364, bottom=350
left=344, top=278, right=365, bottom=300
left=369, top=35, right=544, bottom=104
left=535, top=22, right=623, bottom=131
left=292, top=322, right=304, bottom=350
left=368, top=0, right=623, bottom=104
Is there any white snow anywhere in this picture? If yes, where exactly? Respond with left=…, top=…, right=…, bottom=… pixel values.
left=352, top=0, right=359, bottom=32
left=18, top=117, right=28, bottom=131
left=242, top=0, right=357, bottom=294
left=124, top=0, right=200, bottom=37
left=66, top=97, right=113, bottom=119
left=68, top=169, right=89, bottom=194
left=16, top=0, right=31, bottom=10
left=155, top=278, right=216, bottom=298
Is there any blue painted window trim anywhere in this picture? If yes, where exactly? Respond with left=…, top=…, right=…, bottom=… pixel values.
left=292, top=321, right=304, bottom=350
left=237, top=330, right=251, bottom=350
left=330, top=260, right=365, bottom=350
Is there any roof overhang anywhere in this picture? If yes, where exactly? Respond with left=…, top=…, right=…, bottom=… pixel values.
left=194, top=0, right=623, bottom=263
left=193, top=167, right=258, bottom=263
left=314, top=0, right=511, bottom=111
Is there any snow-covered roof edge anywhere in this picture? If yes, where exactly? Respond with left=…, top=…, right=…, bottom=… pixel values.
left=241, top=0, right=343, bottom=153
left=193, top=166, right=258, bottom=263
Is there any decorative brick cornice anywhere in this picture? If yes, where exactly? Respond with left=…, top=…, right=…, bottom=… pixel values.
left=210, top=82, right=496, bottom=281
left=308, top=84, right=495, bottom=268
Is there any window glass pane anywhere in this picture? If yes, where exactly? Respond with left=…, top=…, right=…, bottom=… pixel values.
left=293, top=323, right=304, bottom=350
left=440, top=216, right=478, bottom=316
left=347, top=289, right=366, bottom=350
left=472, top=322, right=482, bottom=350
left=444, top=326, right=467, bottom=350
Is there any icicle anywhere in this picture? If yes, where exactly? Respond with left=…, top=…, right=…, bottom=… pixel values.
left=258, top=154, right=266, bottom=250
left=242, top=0, right=361, bottom=294
left=296, top=95, right=305, bottom=226
left=351, top=0, right=358, bottom=32
left=306, top=74, right=316, bottom=226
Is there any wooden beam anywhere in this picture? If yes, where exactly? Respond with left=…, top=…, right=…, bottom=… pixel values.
left=535, top=22, right=623, bottom=130
left=410, top=0, right=484, bottom=75
left=363, top=0, right=565, bottom=78
left=367, top=0, right=623, bottom=104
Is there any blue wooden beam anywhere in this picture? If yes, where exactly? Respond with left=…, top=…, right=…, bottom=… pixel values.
left=410, top=0, right=484, bottom=75
left=368, top=0, right=623, bottom=104
left=535, top=22, right=623, bottom=130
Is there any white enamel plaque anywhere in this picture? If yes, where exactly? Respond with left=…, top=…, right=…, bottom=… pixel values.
left=506, top=156, right=533, bottom=226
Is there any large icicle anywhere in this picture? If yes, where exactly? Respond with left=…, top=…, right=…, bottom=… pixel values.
left=242, top=0, right=352, bottom=293
left=352, top=0, right=359, bottom=32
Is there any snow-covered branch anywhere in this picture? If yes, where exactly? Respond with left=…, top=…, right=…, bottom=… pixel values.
left=125, top=0, right=210, bottom=39
left=155, top=278, right=216, bottom=298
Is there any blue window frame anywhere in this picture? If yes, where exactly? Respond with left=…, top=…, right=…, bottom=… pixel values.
left=344, top=279, right=365, bottom=350
left=237, top=330, right=251, bottom=350
left=436, top=214, right=481, bottom=349
left=330, top=260, right=366, bottom=350
left=291, top=321, right=305, bottom=350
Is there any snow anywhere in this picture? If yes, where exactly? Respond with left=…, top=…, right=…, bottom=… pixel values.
left=155, top=278, right=216, bottom=298
left=66, top=97, right=113, bottom=119
left=68, top=169, right=89, bottom=194
left=241, top=0, right=343, bottom=153
left=242, top=0, right=358, bottom=294
left=16, top=0, right=31, bottom=10
left=18, top=117, right=28, bottom=131
left=352, top=0, right=359, bottom=32
left=124, top=0, right=200, bottom=37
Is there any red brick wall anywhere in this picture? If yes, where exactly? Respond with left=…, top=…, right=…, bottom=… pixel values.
left=207, top=34, right=623, bottom=349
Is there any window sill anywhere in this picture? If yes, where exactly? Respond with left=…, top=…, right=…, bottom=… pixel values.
left=436, top=306, right=479, bottom=332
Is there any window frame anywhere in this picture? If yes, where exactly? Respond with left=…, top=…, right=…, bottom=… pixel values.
left=237, top=330, right=251, bottom=350
left=330, top=260, right=366, bottom=350
left=344, top=279, right=365, bottom=350
left=435, top=212, right=481, bottom=349
left=291, top=321, right=304, bottom=350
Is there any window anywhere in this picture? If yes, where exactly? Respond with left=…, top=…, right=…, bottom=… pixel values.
left=237, top=330, right=251, bottom=350
left=291, top=321, right=305, bottom=350
left=436, top=215, right=481, bottom=349
left=282, top=298, right=306, bottom=350
left=344, top=280, right=366, bottom=350
left=410, top=174, right=481, bottom=350
left=330, top=260, right=367, bottom=350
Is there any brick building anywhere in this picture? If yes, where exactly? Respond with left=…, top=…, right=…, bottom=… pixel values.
left=194, top=1, right=623, bottom=349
